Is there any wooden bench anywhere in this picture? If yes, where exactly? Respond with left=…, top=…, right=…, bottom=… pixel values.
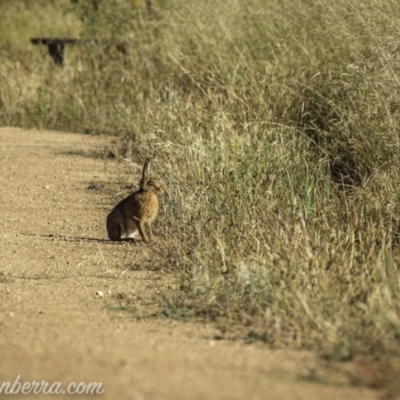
left=30, top=38, right=98, bottom=66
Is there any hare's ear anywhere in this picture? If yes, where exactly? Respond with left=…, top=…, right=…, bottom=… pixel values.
left=142, top=159, right=150, bottom=177
left=140, top=159, right=150, bottom=188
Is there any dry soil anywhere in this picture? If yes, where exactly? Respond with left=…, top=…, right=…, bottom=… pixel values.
left=0, top=128, right=381, bottom=399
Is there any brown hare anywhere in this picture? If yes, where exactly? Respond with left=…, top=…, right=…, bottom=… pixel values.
left=106, top=160, right=165, bottom=243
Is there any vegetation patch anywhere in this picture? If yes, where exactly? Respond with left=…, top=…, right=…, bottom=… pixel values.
left=2, top=0, right=400, bottom=364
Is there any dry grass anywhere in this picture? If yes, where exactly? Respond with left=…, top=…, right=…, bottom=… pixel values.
left=2, top=0, right=400, bottom=366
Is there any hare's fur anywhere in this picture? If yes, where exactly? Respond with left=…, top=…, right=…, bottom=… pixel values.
left=106, top=160, right=165, bottom=243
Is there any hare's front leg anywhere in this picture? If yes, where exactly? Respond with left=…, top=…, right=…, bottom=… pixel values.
left=147, top=222, right=154, bottom=242
left=137, top=219, right=149, bottom=243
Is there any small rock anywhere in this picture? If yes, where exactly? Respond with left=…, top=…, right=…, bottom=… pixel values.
left=44, top=185, right=50, bottom=189
left=96, top=291, right=104, bottom=298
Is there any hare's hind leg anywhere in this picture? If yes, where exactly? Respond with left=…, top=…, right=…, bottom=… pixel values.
left=107, top=221, right=122, bottom=241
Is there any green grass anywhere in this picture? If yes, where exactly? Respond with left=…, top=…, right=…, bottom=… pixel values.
left=2, top=0, right=400, bottom=364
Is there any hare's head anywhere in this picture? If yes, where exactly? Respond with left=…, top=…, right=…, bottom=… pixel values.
left=139, top=159, right=165, bottom=193
left=143, top=177, right=165, bottom=194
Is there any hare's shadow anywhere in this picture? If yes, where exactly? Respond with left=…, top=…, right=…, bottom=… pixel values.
left=22, top=233, right=136, bottom=245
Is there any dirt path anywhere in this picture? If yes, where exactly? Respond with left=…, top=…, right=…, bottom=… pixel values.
left=0, top=128, right=379, bottom=399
